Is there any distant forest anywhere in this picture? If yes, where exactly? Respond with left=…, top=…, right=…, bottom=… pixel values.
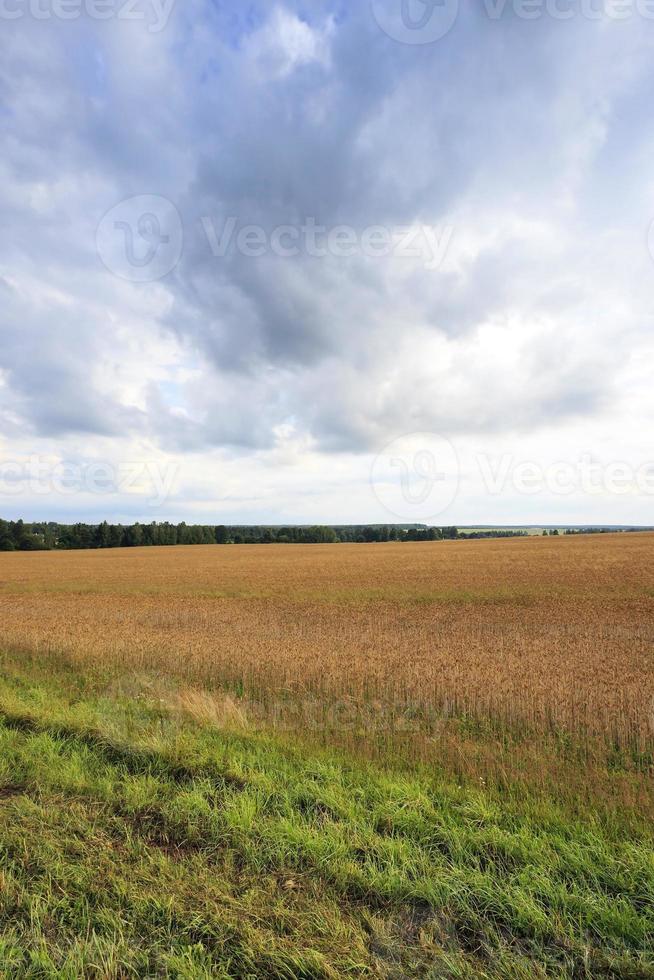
left=0, top=520, right=538, bottom=551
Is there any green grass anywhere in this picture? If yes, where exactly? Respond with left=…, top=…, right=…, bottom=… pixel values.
left=0, top=655, right=652, bottom=978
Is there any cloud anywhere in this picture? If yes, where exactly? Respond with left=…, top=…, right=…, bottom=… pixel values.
left=1, top=1, right=654, bottom=520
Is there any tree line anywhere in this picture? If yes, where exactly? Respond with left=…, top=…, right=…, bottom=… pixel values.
left=0, top=519, right=532, bottom=552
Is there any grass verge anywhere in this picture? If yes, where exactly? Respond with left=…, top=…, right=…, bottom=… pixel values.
left=0, top=653, right=652, bottom=978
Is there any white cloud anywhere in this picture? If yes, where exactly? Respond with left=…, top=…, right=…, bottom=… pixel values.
left=246, top=7, right=333, bottom=79
left=1, top=2, right=654, bottom=523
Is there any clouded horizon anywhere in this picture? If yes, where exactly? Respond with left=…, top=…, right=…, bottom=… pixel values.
left=2, top=0, right=654, bottom=526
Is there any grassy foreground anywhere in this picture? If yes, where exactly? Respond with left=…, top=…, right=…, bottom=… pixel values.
left=0, top=654, right=653, bottom=978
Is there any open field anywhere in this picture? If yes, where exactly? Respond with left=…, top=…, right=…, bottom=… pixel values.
left=1, top=534, right=653, bottom=750
left=1, top=534, right=654, bottom=976
left=1, top=535, right=654, bottom=815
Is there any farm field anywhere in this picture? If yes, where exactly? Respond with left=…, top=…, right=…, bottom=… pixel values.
left=2, top=535, right=654, bottom=765
left=1, top=534, right=653, bottom=976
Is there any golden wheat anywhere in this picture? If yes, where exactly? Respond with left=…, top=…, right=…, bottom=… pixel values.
left=1, top=534, right=653, bottom=755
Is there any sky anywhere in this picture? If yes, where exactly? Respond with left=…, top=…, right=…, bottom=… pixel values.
left=1, top=0, right=654, bottom=526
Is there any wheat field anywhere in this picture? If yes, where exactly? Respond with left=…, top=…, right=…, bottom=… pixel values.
left=1, top=533, right=653, bottom=752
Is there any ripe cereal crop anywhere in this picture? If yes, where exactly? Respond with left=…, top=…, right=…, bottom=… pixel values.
left=1, top=533, right=653, bottom=817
